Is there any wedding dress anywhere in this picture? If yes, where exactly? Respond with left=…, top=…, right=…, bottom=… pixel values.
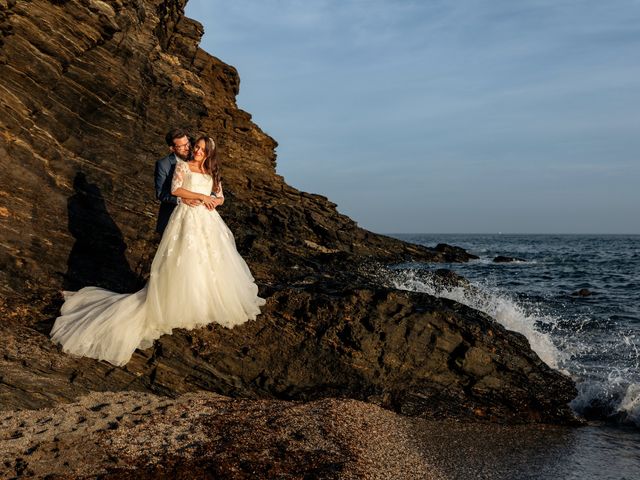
left=51, top=160, right=265, bottom=366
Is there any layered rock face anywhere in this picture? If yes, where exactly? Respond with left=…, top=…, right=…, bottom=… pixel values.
left=0, top=0, right=465, bottom=302
left=0, top=0, right=576, bottom=431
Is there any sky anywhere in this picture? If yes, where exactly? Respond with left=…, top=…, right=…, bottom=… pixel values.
left=184, top=0, right=640, bottom=234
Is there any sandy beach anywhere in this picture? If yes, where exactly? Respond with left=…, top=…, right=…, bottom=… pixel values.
left=3, top=390, right=638, bottom=479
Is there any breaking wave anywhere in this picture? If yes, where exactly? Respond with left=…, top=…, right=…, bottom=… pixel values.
left=383, top=266, right=640, bottom=427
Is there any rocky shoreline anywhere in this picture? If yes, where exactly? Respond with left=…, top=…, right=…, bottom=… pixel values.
left=1, top=0, right=580, bottom=477
left=0, top=267, right=577, bottom=424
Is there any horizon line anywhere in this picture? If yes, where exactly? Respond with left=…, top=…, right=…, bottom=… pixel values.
left=383, top=232, right=640, bottom=236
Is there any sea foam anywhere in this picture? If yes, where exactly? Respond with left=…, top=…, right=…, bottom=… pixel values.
left=387, top=268, right=563, bottom=369
left=385, top=266, right=640, bottom=426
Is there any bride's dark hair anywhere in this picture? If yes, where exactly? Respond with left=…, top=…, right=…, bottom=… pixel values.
left=197, top=135, right=221, bottom=194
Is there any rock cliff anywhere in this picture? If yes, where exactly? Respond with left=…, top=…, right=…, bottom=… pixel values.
left=0, top=0, right=468, bottom=302
left=0, top=0, right=576, bottom=439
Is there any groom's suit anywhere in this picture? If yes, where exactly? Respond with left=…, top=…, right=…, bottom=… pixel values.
left=154, top=152, right=179, bottom=235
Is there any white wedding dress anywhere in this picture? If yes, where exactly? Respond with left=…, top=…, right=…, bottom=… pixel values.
left=51, top=160, right=265, bottom=366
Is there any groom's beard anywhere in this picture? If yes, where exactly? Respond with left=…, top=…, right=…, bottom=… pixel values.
left=175, top=151, right=190, bottom=161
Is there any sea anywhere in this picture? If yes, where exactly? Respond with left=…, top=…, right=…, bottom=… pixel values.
left=388, top=234, right=640, bottom=479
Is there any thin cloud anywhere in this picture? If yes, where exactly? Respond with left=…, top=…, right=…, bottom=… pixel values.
left=185, top=0, right=640, bottom=233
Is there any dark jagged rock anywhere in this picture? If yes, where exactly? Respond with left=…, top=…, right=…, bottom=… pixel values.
left=493, top=256, right=527, bottom=263
left=431, top=268, right=470, bottom=288
left=0, top=0, right=577, bottom=441
left=435, top=243, right=479, bottom=261
left=1, top=283, right=576, bottom=425
left=571, top=288, right=593, bottom=297
left=391, top=267, right=470, bottom=291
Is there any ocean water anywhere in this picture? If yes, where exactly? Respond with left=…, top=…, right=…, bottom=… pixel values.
left=387, top=234, right=640, bottom=478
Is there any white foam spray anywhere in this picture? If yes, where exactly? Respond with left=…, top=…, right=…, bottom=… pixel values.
left=383, top=267, right=640, bottom=426
left=388, top=269, right=564, bottom=369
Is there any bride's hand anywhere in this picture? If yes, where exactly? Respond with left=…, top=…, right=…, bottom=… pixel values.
left=201, top=194, right=217, bottom=210
left=206, top=197, right=222, bottom=210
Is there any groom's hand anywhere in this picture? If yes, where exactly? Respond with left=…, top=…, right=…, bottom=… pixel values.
left=182, top=198, right=202, bottom=207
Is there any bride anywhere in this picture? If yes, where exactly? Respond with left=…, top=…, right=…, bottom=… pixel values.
left=50, top=135, right=265, bottom=366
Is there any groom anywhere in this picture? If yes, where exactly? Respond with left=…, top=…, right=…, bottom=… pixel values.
left=154, top=128, right=199, bottom=235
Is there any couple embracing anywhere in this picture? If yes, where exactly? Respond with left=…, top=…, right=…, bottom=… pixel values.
left=50, top=129, right=265, bottom=366
left=154, top=129, right=223, bottom=235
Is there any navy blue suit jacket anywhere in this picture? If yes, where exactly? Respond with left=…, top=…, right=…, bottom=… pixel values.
left=154, top=153, right=179, bottom=235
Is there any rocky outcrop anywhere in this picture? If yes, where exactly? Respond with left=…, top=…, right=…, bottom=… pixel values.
left=1, top=279, right=576, bottom=424
left=435, top=243, right=479, bottom=260
left=0, top=0, right=471, bottom=303
left=0, top=0, right=577, bottom=433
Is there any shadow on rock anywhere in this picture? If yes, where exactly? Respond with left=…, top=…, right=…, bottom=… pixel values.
left=63, top=171, right=143, bottom=293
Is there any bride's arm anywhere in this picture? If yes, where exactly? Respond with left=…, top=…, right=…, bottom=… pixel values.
left=171, top=186, right=216, bottom=209
left=212, top=182, right=224, bottom=206
left=171, top=187, right=210, bottom=202
left=171, top=161, right=216, bottom=208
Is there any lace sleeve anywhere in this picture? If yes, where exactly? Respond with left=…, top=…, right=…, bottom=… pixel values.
left=171, top=160, right=189, bottom=194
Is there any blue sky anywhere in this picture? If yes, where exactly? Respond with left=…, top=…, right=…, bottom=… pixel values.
left=185, top=0, right=640, bottom=234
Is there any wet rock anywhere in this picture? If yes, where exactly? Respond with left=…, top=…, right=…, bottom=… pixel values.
left=366, top=265, right=471, bottom=295
left=435, top=244, right=479, bottom=261
left=431, top=268, right=471, bottom=289
left=571, top=288, right=593, bottom=297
